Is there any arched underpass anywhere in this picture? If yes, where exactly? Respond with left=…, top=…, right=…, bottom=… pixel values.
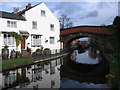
left=60, top=26, right=111, bottom=48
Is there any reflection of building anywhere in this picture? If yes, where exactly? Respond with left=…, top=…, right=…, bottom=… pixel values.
left=50, top=67, right=55, bottom=75
left=2, top=59, right=62, bottom=89
left=34, top=69, right=42, bottom=81
left=3, top=71, right=16, bottom=88
left=2, top=68, right=30, bottom=89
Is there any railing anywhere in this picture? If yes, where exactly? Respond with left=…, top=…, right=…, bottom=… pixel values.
left=32, top=48, right=72, bottom=61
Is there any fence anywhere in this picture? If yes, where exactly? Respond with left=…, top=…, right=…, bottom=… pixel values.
left=32, top=48, right=72, bottom=61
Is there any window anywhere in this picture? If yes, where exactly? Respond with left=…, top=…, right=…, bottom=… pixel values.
left=7, top=21, right=10, bottom=27
left=32, top=21, right=37, bottom=29
left=3, top=33, right=15, bottom=46
left=41, top=10, right=46, bottom=16
left=50, top=24, right=54, bottom=31
left=50, top=37, right=55, bottom=44
left=31, top=35, right=41, bottom=47
left=7, top=21, right=17, bottom=28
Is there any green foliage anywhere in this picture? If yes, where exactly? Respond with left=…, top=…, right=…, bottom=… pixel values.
left=1, top=59, right=33, bottom=70
left=106, top=53, right=120, bottom=88
left=106, top=16, right=120, bottom=88
left=12, top=32, right=23, bottom=48
left=107, top=16, right=120, bottom=51
left=113, top=16, right=120, bottom=25
left=3, top=45, right=9, bottom=50
left=44, top=48, right=50, bottom=51
left=36, top=48, right=41, bottom=52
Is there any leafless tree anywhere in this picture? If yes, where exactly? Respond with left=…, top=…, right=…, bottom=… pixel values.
left=59, top=14, right=73, bottom=29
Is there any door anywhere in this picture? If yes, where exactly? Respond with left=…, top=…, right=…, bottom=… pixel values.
left=21, top=38, right=25, bottom=49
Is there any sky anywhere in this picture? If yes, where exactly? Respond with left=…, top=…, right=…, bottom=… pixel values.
left=0, top=0, right=119, bottom=26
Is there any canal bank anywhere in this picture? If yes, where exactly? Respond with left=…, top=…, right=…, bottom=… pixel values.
left=105, top=52, right=120, bottom=89
left=95, top=39, right=120, bottom=89
left=1, top=53, right=69, bottom=72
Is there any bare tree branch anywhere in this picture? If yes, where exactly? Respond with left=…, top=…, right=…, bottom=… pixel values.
left=59, top=14, right=73, bottom=29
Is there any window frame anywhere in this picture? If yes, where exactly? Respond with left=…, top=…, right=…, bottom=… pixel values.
left=7, top=20, right=17, bottom=28
left=32, top=21, right=37, bottom=29
left=50, top=37, right=55, bottom=44
left=31, top=35, right=41, bottom=47
left=41, top=10, right=46, bottom=17
left=3, top=33, right=15, bottom=46
left=50, top=24, right=54, bottom=31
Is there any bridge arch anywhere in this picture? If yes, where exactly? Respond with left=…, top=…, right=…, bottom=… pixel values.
left=64, top=33, right=96, bottom=48
left=60, top=26, right=111, bottom=48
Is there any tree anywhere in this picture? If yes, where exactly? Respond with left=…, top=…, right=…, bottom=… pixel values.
left=12, top=32, right=23, bottom=51
left=108, top=16, right=120, bottom=61
left=59, top=14, right=73, bottom=29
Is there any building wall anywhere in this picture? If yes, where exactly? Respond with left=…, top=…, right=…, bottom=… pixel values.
left=0, top=2, right=60, bottom=55
left=24, top=3, right=60, bottom=52
left=0, top=18, right=20, bottom=55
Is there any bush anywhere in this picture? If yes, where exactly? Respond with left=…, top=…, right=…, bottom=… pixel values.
left=44, top=48, right=50, bottom=55
left=44, top=48, right=50, bottom=51
left=36, top=48, right=41, bottom=52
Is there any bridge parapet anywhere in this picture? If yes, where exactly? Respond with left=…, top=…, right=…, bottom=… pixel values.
left=60, top=26, right=111, bottom=48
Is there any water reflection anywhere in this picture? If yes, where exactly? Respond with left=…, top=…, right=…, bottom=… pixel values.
left=60, top=77, right=108, bottom=88
left=1, top=58, right=63, bottom=89
left=71, top=46, right=101, bottom=64
left=1, top=46, right=110, bottom=89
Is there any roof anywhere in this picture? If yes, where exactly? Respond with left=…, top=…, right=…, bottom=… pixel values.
left=17, top=3, right=42, bottom=15
left=19, top=30, right=29, bottom=36
left=0, top=3, right=42, bottom=20
left=0, top=11, right=26, bottom=20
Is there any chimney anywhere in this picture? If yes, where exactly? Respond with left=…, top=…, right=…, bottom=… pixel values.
left=26, top=3, right=32, bottom=9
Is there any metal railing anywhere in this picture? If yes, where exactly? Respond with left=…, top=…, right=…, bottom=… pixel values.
left=32, top=48, right=72, bottom=61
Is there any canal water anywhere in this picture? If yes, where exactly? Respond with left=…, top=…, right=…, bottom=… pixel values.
left=0, top=46, right=110, bottom=89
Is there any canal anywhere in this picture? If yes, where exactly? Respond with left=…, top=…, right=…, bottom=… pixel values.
left=0, top=46, right=110, bottom=89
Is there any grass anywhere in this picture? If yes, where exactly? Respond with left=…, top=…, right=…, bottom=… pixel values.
left=106, top=52, right=120, bottom=88
left=106, top=52, right=120, bottom=75
left=0, top=59, right=34, bottom=70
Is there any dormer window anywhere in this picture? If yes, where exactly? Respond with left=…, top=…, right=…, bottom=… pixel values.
left=41, top=10, right=46, bottom=16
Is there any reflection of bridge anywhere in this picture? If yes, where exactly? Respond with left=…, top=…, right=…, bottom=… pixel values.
left=60, top=26, right=111, bottom=48
left=60, top=55, right=110, bottom=84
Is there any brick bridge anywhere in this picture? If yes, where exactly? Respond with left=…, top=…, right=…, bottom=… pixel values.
left=60, top=26, right=111, bottom=48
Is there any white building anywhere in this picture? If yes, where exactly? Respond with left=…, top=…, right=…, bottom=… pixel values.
left=0, top=3, right=60, bottom=55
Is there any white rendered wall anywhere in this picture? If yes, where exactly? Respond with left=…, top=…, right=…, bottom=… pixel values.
left=24, top=3, right=60, bottom=52
left=0, top=18, right=21, bottom=55
left=0, top=2, right=60, bottom=54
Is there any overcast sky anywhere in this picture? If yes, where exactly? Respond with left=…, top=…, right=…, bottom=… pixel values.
left=0, top=0, right=119, bottom=26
